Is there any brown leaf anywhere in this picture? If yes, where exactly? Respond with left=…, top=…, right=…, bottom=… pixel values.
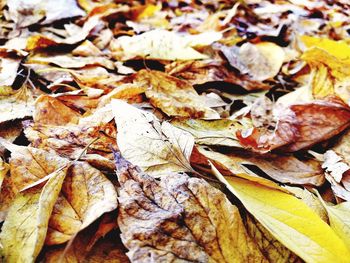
left=166, top=60, right=270, bottom=91
left=34, top=95, right=81, bottom=125
left=24, top=121, right=117, bottom=170
left=44, top=230, right=129, bottom=263
left=114, top=152, right=266, bottom=262
left=134, top=69, right=220, bottom=119
left=238, top=100, right=350, bottom=153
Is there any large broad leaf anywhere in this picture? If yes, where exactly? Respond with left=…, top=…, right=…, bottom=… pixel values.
left=211, top=165, right=350, bottom=263
left=0, top=166, right=68, bottom=262
left=135, top=70, right=220, bottom=119
left=114, top=152, right=266, bottom=262
left=110, top=29, right=221, bottom=61
left=111, top=99, right=194, bottom=176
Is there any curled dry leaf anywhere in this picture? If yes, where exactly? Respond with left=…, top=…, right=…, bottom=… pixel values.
left=0, top=166, right=68, bottom=263
left=198, top=146, right=325, bottom=186
left=112, top=99, right=194, bottom=176
left=114, top=152, right=266, bottom=262
left=110, top=29, right=222, bottom=61
left=211, top=165, right=350, bottom=263
left=134, top=69, right=220, bottom=119
left=238, top=100, right=350, bottom=153
left=46, top=161, right=118, bottom=245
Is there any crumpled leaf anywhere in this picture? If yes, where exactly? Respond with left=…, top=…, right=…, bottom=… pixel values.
left=0, top=166, right=68, bottom=263
left=171, top=118, right=244, bottom=147
left=114, top=152, right=266, bottom=262
left=319, top=197, right=350, bottom=249
left=112, top=99, right=194, bottom=176
left=0, top=158, right=8, bottom=190
left=110, top=29, right=222, bottom=61
left=165, top=60, right=271, bottom=91
left=134, top=69, right=220, bottom=119
left=238, top=100, right=350, bottom=153
left=1, top=140, right=68, bottom=193
left=34, top=95, right=81, bottom=125
left=212, top=166, right=350, bottom=263
left=24, top=121, right=117, bottom=171
left=0, top=86, right=35, bottom=124
left=321, top=130, right=350, bottom=200
left=7, top=0, right=85, bottom=27
left=46, top=161, right=118, bottom=245
left=199, top=147, right=325, bottom=186
left=0, top=121, right=23, bottom=155
left=222, top=42, right=285, bottom=81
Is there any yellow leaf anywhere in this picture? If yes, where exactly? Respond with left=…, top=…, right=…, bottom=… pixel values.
left=0, top=167, right=68, bottom=263
left=45, top=161, right=118, bottom=245
left=211, top=165, right=350, bottom=263
left=135, top=4, right=161, bottom=21
left=301, top=36, right=350, bottom=63
left=319, top=197, right=350, bottom=249
left=135, top=70, right=220, bottom=119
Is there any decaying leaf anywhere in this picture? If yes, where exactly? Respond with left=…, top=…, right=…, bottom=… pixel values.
left=212, top=165, right=350, bottom=263
left=112, top=99, right=194, bottom=176
left=115, top=152, right=266, bottom=262
left=135, top=70, right=220, bottom=119
left=238, top=100, right=350, bottom=153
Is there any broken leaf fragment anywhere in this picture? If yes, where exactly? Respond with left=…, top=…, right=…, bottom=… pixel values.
left=114, top=152, right=266, bottom=262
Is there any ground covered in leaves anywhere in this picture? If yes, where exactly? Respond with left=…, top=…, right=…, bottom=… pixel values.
left=1, top=0, right=350, bottom=262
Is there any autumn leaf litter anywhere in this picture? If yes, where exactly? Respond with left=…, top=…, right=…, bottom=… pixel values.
left=1, top=0, right=350, bottom=262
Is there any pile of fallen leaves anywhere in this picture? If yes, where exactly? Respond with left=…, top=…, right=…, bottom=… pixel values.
left=1, top=0, right=350, bottom=262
